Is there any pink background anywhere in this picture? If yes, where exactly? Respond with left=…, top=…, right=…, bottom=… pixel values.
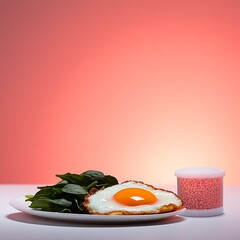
left=1, top=0, right=240, bottom=185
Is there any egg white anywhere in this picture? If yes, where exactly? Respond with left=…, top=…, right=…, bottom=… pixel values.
left=83, top=181, right=183, bottom=215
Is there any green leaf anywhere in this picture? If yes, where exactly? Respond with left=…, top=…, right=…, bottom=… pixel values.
left=61, top=184, right=87, bottom=195
left=57, top=180, right=69, bottom=185
left=48, top=198, right=72, bottom=207
left=29, top=197, right=72, bottom=210
left=82, top=170, right=105, bottom=181
left=56, top=173, right=90, bottom=185
left=29, top=198, right=51, bottom=209
left=31, top=188, right=53, bottom=199
left=103, top=175, right=118, bottom=185
left=37, top=180, right=68, bottom=190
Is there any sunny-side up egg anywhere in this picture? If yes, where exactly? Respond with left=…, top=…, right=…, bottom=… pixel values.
left=83, top=180, right=183, bottom=215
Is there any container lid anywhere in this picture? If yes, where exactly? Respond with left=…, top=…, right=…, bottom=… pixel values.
left=175, top=167, right=225, bottom=178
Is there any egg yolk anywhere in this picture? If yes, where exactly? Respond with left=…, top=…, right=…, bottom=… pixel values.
left=113, top=188, right=158, bottom=206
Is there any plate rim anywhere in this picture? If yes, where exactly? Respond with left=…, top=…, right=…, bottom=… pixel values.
left=9, top=197, right=186, bottom=223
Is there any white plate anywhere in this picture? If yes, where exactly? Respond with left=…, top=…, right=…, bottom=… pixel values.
left=10, top=197, right=186, bottom=224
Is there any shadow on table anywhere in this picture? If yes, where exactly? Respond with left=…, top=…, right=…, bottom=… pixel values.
left=6, top=212, right=186, bottom=228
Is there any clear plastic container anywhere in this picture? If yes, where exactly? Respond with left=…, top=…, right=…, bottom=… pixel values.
left=175, top=167, right=225, bottom=217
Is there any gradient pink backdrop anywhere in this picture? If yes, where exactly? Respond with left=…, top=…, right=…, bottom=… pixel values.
left=1, top=0, right=240, bottom=185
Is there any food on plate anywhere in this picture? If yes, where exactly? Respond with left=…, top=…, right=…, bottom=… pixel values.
left=83, top=180, right=183, bottom=215
left=25, top=170, right=183, bottom=215
left=25, top=170, right=118, bottom=213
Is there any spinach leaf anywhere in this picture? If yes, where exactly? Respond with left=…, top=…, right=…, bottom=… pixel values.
left=56, top=173, right=89, bottom=185
left=29, top=197, right=72, bottom=212
left=61, top=184, right=87, bottom=195
left=26, top=170, right=118, bottom=214
left=82, top=170, right=105, bottom=181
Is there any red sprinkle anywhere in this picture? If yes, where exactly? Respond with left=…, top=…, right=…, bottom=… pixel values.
left=177, top=177, right=223, bottom=210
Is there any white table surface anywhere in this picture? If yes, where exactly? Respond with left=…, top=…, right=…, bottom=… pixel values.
left=1, top=184, right=240, bottom=240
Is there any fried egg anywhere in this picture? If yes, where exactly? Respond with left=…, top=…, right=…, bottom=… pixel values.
left=83, top=180, right=183, bottom=215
